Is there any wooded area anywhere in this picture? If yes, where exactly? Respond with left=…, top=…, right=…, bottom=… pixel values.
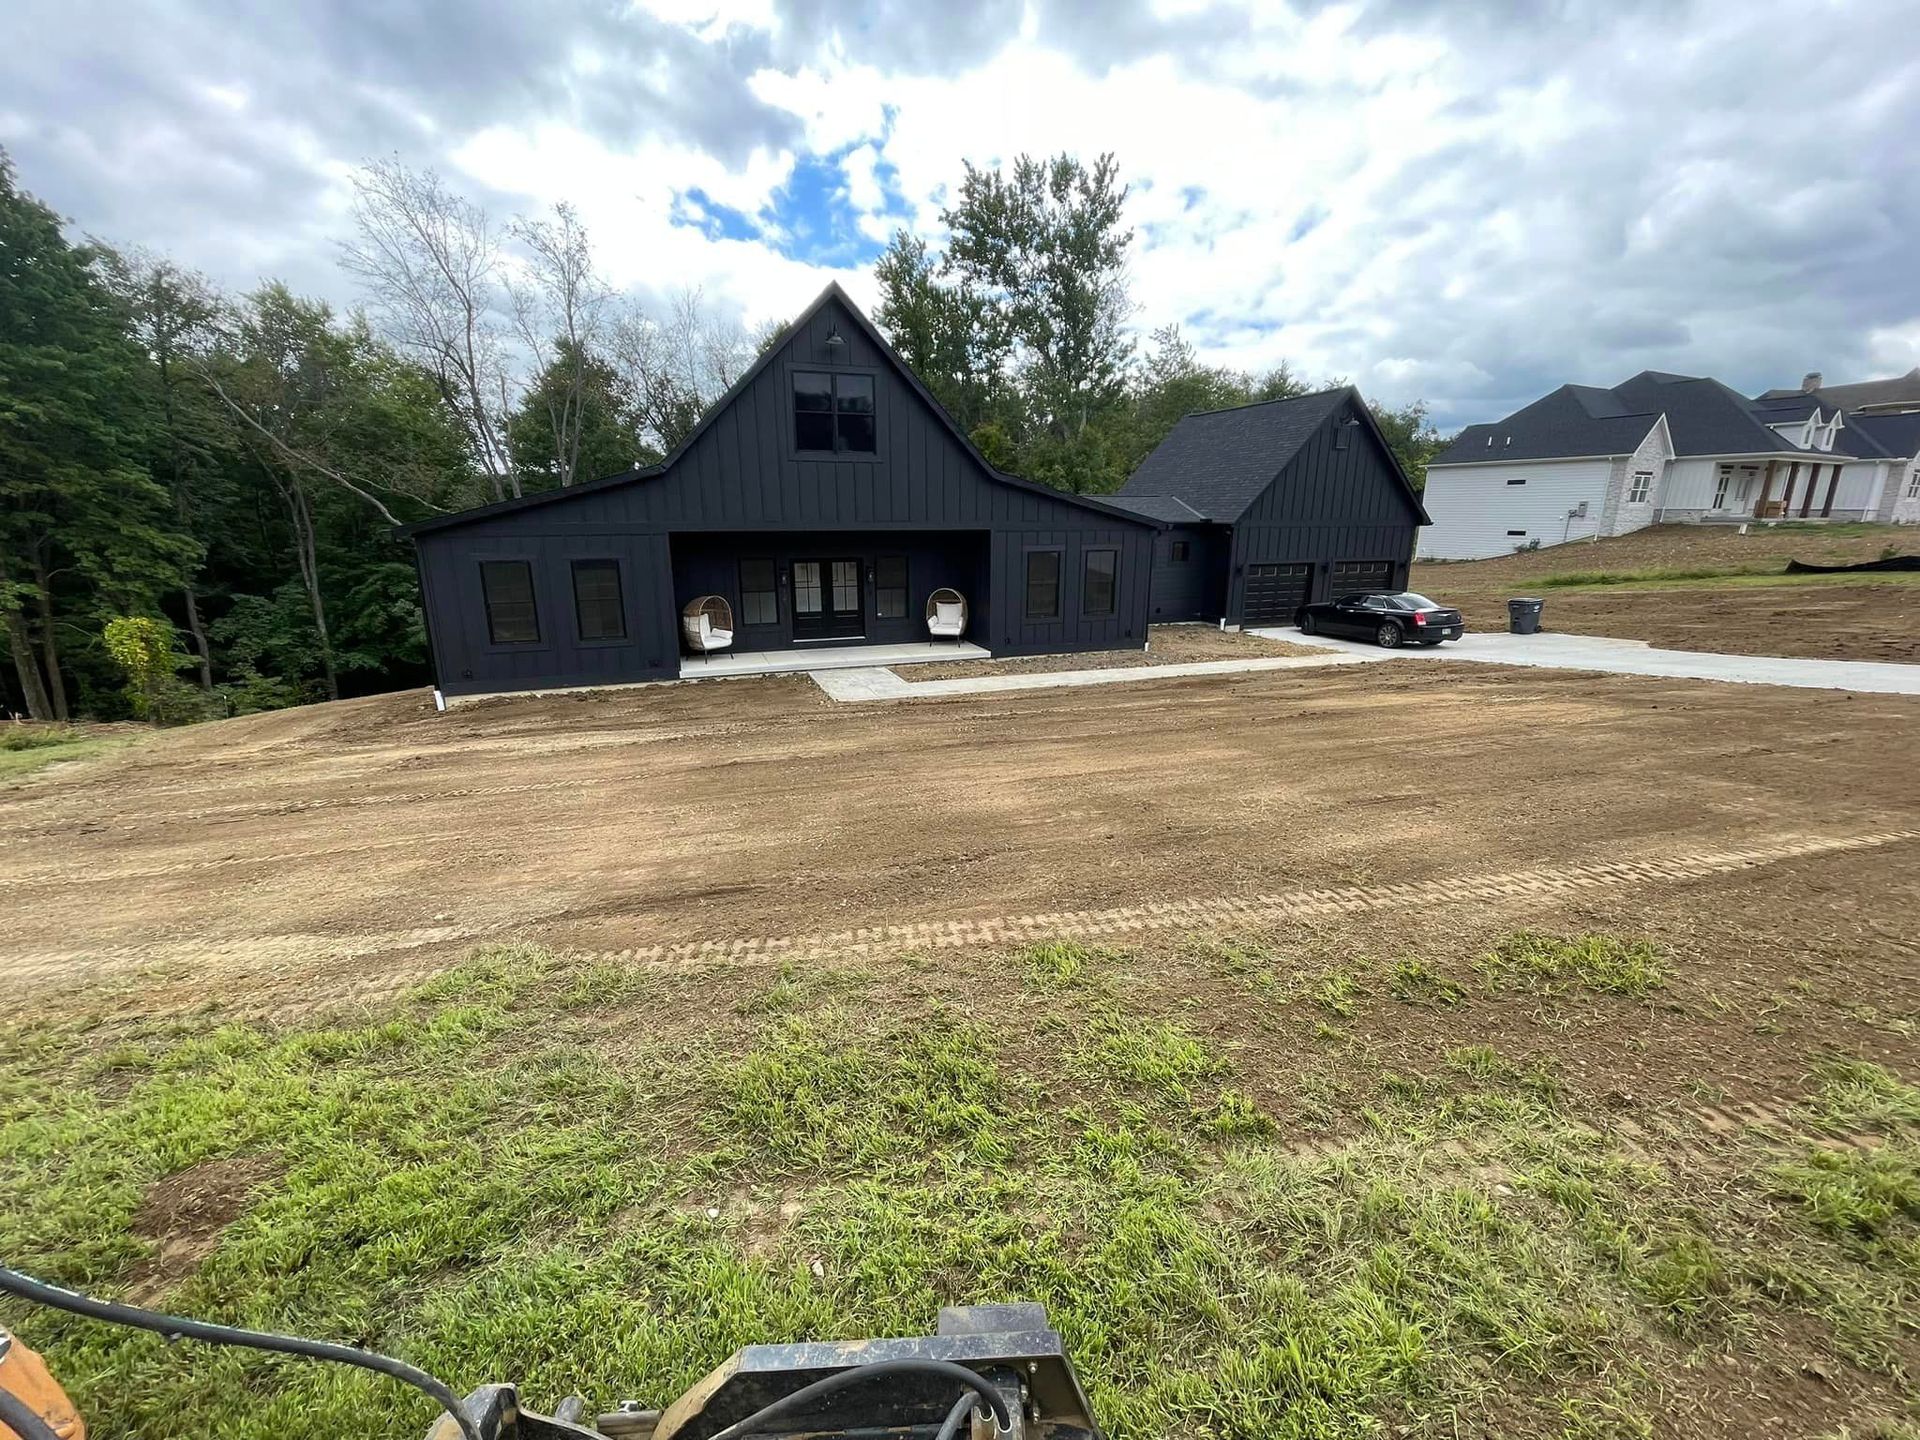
left=0, top=148, right=1443, bottom=723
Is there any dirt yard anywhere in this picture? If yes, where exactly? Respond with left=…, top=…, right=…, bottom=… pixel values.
left=899, top=622, right=1321, bottom=679
left=5, top=662, right=1918, bottom=1018
left=5, top=667, right=1920, bottom=1438
left=1413, top=523, right=1920, bottom=661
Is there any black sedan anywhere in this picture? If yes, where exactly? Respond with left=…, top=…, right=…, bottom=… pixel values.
left=1296, top=592, right=1465, bottom=647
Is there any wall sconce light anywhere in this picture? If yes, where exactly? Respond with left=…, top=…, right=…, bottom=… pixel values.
left=825, top=327, right=847, bottom=352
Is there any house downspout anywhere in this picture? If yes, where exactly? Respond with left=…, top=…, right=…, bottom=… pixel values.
left=410, top=544, right=447, bottom=712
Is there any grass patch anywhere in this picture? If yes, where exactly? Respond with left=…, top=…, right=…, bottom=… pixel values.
left=3, top=941, right=1917, bottom=1439
left=1533, top=569, right=1920, bottom=595
left=0, top=725, right=122, bottom=780
left=1479, top=932, right=1665, bottom=997
left=1533, top=564, right=1777, bottom=588
left=1021, top=940, right=1113, bottom=991
left=1388, top=958, right=1465, bottom=1008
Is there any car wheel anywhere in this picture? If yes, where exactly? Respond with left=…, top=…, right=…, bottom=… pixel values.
left=1300, top=612, right=1318, bottom=634
left=1376, top=622, right=1403, bottom=649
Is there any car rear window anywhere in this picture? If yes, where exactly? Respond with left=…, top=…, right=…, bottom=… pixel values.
left=1393, top=593, right=1440, bottom=609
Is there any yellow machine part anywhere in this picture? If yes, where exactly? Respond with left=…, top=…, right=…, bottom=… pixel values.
left=0, top=1329, right=85, bottom=1440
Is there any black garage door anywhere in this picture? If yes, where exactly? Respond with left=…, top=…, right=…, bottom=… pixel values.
left=1332, top=559, right=1395, bottom=597
left=1243, top=562, right=1312, bottom=624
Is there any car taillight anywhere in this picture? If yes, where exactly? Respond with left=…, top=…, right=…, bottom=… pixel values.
left=1413, top=612, right=1427, bottom=625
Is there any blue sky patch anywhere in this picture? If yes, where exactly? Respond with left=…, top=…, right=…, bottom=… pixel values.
left=668, top=129, right=911, bottom=268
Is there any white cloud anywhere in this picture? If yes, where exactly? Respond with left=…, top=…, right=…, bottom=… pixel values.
left=3, top=0, right=1915, bottom=427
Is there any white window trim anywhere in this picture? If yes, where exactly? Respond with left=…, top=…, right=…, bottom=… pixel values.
left=1627, top=469, right=1653, bottom=504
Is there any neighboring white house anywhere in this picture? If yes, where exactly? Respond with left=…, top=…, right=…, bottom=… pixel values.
left=1421, top=370, right=1920, bottom=560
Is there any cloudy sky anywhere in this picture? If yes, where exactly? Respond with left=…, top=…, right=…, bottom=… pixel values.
left=3, top=0, right=1916, bottom=428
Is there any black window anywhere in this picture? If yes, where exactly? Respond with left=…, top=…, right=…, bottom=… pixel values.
left=875, top=556, right=908, bottom=619
left=793, top=371, right=834, bottom=451
left=1025, top=550, right=1062, bottom=619
left=835, top=375, right=875, bottom=453
left=740, top=559, right=778, bottom=626
left=570, top=560, right=625, bottom=641
left=480, top=560, right=539, bottom=645
left=1170, top=540, right=1190, bottom=562
left=793, top=371, right=876, bottom=454
left=1082, top=548, right=1117, bottom=617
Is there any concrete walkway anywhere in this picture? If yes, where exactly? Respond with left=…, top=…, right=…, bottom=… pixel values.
left=1255, top=627, right=1920, bottom=696
left=811, top=651, right=1369, bottom=701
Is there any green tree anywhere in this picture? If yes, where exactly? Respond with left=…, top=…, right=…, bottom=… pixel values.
left=872, top=230, right=1010, bottom=437
left=101, top=614, right=201, bottom=724
left=505, top=338, right=646, bottom=491
left=0, top=152, right=196, bottom=721
left=1369, top=399, right=1444, bottom=492
left=942, top=153, right=1137, bottom=492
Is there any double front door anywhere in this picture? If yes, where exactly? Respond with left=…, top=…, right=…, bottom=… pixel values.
left=791, top=559, right=864, bottom=641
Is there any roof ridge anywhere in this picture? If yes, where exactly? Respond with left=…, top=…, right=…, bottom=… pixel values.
left=1184, top=384, right=1352, bottom=419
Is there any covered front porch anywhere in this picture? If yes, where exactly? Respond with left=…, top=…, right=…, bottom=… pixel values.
left=1703, top=457, right=1850, bottom=521
left=670, top=529, right=990, bottom=667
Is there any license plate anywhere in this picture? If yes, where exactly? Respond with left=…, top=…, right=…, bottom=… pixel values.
left=1440, top=628, right=1459, bottom=637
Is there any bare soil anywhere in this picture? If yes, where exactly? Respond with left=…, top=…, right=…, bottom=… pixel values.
left=123, top=1155, right=279, bottom=1302
left=4, top=663, right=1917, bottom=1023
left=1414, top=523, right=1920, bottom=660
left=899, top=622, right=1322, bottom=679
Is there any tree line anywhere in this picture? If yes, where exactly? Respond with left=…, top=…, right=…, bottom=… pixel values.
left=1, top=147, right=1443, bottom=724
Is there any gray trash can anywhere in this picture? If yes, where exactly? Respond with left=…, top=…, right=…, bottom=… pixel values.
left=1507, top=597, right=1544, bottom=635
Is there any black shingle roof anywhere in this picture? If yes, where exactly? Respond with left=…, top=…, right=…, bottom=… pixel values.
left=1433, top=370, right=1830, bottom=468
left=1760, top=368, right=1920, bottom=410
left=1116, top=388, right=1353, bottom=522
left=1851, top=411, right=1920, bottom=462
left=1100, top=493, right=1212, bottom=523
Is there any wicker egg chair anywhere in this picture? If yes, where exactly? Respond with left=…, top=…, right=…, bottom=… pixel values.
left=925, top=588, right=968, bottom=646
left=681, top=595, right=735, bottom=657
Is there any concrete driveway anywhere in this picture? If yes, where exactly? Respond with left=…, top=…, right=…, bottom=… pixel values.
left=1257, top=627, right=1920, bottom=695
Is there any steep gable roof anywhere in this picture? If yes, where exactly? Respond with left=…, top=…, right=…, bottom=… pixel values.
left=401, top=282, right=1155, bottom=537
left=1115, top=387, right=1430, bottom=524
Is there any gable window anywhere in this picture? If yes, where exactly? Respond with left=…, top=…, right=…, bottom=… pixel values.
left=479, top=560, right=539, bottom=645
left=793, top=371, right=876, bottom=454
left=1025, top=549, right=1062, bottom=620
left=1082, top=548, right=1118, bottom=618
left=875, top=556, right=908, bottom=619
left=1906, top=466, right=1920, bottom=500
left=1170, top=540, right=1190, bottom=562
left=1627, top=470, right=1653, bottom=504
left=1506, top=476, right=1527, bottom=485
left=570, top=560, right=625, bottom=641
left=739, top=559, right=778, bottom=626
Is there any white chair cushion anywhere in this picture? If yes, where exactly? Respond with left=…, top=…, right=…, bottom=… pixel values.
left=935, top=602, right=963, bottom=626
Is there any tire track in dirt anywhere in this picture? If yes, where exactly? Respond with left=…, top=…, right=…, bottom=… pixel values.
left=12, top=825, right=1911, bottom=1002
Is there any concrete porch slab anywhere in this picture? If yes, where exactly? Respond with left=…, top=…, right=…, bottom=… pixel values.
left=683, top=640, right=990, bottom=679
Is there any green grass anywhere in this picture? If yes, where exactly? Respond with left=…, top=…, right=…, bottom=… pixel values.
left=0, top=724, right=122, bottom=780
left=3, top=937, right=1916, bottom=1440
left=1478, top=932, right=1666, bottom=998
left=1533, top=568, right=1920, bottom=595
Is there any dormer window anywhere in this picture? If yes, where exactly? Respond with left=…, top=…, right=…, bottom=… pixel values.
left=794, top=371, right=876, bottom=455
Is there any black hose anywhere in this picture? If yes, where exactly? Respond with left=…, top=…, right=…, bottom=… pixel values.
left=931, top=1389, right=981, bottom=1440
left=702, top=1358, right=1012, bottom=1440
left=0, top=1385, right=63, bottom=1440
left=0, top=1265, right=481, bottom=1440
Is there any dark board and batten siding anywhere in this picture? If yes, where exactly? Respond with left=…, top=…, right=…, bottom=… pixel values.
left=1224, top=396, right=1422, bottom=622
left=414, top=291, right=1156, bottom=696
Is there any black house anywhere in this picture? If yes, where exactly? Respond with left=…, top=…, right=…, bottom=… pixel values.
left=403, top=284, right=1157, bottom=699
left=1106, top=388, right=1431, bottom=627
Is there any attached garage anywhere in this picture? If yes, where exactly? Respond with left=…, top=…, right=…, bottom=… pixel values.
left=1103, top=387, right=1430, bottom=630
left=1242, top=562, right=1313, bottom=625
left=1330, top=559, right=1395, bottom=597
